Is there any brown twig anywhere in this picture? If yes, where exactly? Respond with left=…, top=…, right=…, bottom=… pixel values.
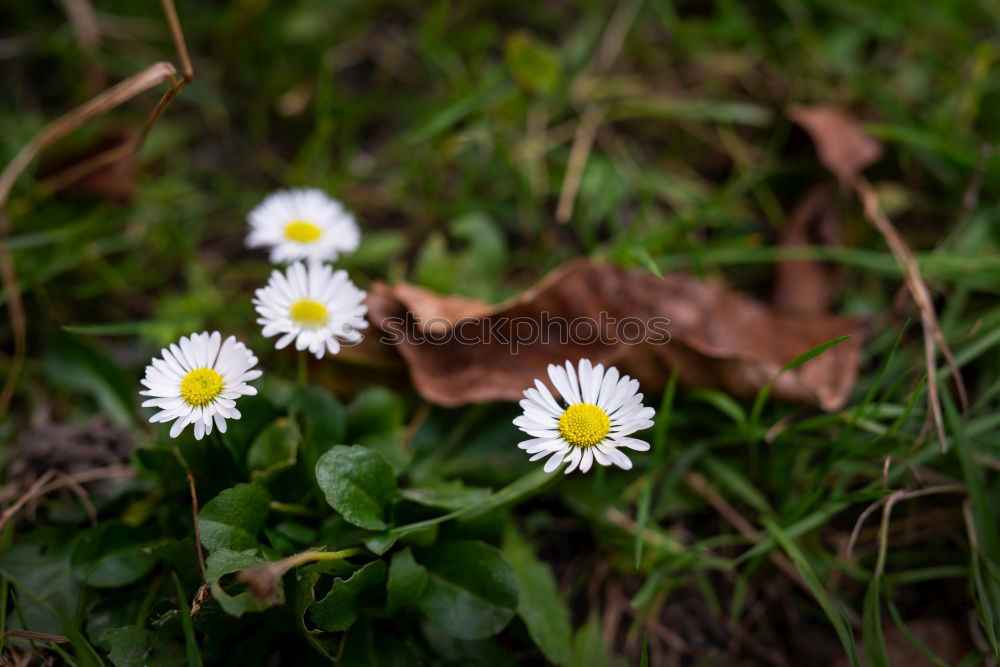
left=0, top=62, right=176, bottom=205
left=556, top=105, right=605, bottom=224
left=187, top=470, right=206, bottom=580
left=0, top=210, right=24, bottom=424
left=59, top=0, right=104, bottom=93
left=589, top=0, right=644, bottom=76
left=52, top=470, right=98, bottom=525
left=40, top=0, right=195, bottom=197
left=0, top=465, right=134, bottom=533
left=684, top=471, right=821, bottom=604
left=4, top=629, right=70, bottom=644
left=0, top=470, right=56, bottom=533
left=845, top=484, right=966, bottom=562
left=35, top=464, right=133, bottom=494
left=401, top=403, right=431, bottom=451
left=0, top=0, right=193, bottom=424
left=852, top=176, right=968, bottom=452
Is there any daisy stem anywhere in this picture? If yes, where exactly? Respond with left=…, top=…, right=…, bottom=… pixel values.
left=215, top=431, right=246, bottom=478
left=297, top=350, right=308, bottom=388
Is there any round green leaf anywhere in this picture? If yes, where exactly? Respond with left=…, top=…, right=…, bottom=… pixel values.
left=205, top=549, right=275, bottom=617
left=309, top=560, right=387, bottom=632
left=315, top=445, right=396, bottom=531
left=102, top=626, right=186, bottom=667
left=416, top=540, right=518, bottom=639
left=291, top=385, right=347, bottom=479
left=246, top=417, right=300, bottom=481
left=197, top=483, right=271, bottom=552
left=503, top=525, right=571, bottom=664
left=387, top=547, right=427, bottom=613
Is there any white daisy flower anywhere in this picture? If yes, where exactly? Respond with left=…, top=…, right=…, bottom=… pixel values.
left=140, top=331, right=262, bottom=440
left=514, top=359, right=655, bottom=474
left=253, top=261, right=368, bottom=359
left=246, top=188, right=360, bottom=264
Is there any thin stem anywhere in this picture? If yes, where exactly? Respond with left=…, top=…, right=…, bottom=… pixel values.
left=187, top=470, right=206, bottom=580
left=215, top=430, right=245, bottom=477
left=236, top=548, right=362, bottom=600
left=269, top=501, right=319, bottom=517
left=295, top=548, right=362, bottom=565
left=297, top=350, right=308, bottom=387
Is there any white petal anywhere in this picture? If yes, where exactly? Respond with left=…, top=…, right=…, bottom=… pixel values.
left=533, top=379, right=563, bottom=415
left=564, top=360, right=582, bottom=405
left=605, top=446, right=633, bottom=470
left=596, top=366, right=620, bottom=410
left=547, top=364, right=575, bottom=403
left=613, top=437, right=651, bottom=451
left=563, top=447, right=583, bottom=474
left=543, top=450, right=567, bottom=473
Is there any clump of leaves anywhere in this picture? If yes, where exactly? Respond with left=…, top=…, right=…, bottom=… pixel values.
left=2, top=384, right=575, bottom=665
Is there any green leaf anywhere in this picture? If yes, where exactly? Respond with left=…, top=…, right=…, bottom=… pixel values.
left=292, top=385, right=347, bottom=473
left=387, top=548, right=428, bottom=613
left=223, top=395, right=281, bottom=456
left=197, top=484, right=271, bottom=552
left=504, top=31, right=562, bottom=94
left=246, top=417, right=300, bottom=481
left=636, top=371, right=678, bottom=568
left=62, top=319, right=199, bottom=338
left=316, top=445, right=396, bottom=531
left=749, top=335, right=852, bottom=435
left=103, top=626, right=186, bottom=667
left=502, top=525, right=571, bottom=665
left=863, top=579, right=890, bottom=667
left=205, top=550, right=274, bottom=617
left=134, top=445, right=189, bottom=494
left=382, top=466, right=558, bottom=544
left=417, top=540, right=518, bottom=640
left=1, top=534, right=79, bottom=636
left=346, top=387, right=404, bottom=442
left=289, top=566, right=336, bottom=660
left=568, top=613, right=626, bottom=667
left=309, top=560, right=387, bottom=632
left=42, top=333, right=134, bottom=428
left=346, top=387, right=409, bottom=472
left=170, top=572, right=203, bottom=667
left=340, top=619, right=432, bottom=666
left=71, top=524, right=159, bottom=588
left=363, top=533, right=398, bottom=556
left=399, top=481, right=492, bottom=511
left=761, top=517, right=858, bottom=662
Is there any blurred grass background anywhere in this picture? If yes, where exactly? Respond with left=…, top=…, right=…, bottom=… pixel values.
left=3, top=0, right=1000, bottom=664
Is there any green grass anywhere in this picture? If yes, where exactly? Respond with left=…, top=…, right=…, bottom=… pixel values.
left=2, top=0, right=1000, bottom=664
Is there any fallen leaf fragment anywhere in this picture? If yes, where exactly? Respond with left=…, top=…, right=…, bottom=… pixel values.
left=791, top=105, right=883, bottom=185
left=38, top=129, right=138, bottom=202
left=367, top=259, right=862, bottom=410
left=772, top=184, right=843, bottom=314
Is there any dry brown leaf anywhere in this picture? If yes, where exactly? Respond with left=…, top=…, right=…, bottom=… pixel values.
left=790, top=104, right=965, bottom=450
left=773, top=184, right=843, bottom=314
left=791, top=106, right=884, bottom=185
left=39, top=129, right=138, bottom=202
left=367, top=259, right=862, bottom=410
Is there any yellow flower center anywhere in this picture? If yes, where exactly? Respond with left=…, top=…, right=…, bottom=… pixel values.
left=558, top=403, right=611, bottom=448
left=289, top=298, right=329, bottom=329
left=284, top=219, right=322, bottom=243
left=180, top=368, right=224, bottom=408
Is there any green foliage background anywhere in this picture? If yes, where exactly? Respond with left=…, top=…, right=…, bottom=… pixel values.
left=2, top=0, right=1000, bottom=665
